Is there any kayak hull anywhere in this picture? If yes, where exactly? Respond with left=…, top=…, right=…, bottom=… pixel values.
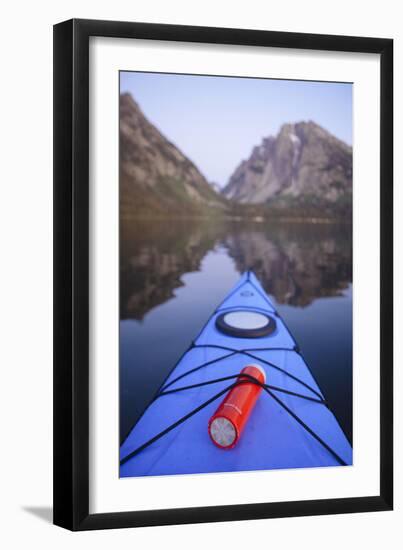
left=120, top=271, right=352, bottom=477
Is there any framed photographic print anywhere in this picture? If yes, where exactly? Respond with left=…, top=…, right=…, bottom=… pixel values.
left=53, top=19, right=393, bottom=530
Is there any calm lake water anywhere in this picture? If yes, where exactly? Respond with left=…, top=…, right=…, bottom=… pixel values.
left=120, top=219, right=352, bottom=444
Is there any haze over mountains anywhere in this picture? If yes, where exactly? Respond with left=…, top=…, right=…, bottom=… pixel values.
left=120, top=93, right=352, bottom=219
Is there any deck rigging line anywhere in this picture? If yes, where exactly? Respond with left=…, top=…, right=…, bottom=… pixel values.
left=162, top=343, right=324, bottom=401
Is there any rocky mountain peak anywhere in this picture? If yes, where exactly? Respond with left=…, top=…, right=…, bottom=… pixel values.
left=120, top=93, right=225, bottom=217
left=223, top=122, right=352, bottom=207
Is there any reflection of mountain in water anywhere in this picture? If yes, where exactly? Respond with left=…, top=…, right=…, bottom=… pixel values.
left=224, top=223, right=352, bottom=307
left=120, top=220, right=219, bottom=320
left=120, top=220, right=352, bottom=319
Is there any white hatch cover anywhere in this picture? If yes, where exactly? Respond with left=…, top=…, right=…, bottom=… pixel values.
left=223, top=311, right=269, bottom=330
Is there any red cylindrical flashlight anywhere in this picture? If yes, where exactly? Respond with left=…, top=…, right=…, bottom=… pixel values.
left=208, top=364, right=266, bottom=449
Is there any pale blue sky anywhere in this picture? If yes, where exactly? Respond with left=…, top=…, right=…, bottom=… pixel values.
left=120, top=71, right=352, bottom=188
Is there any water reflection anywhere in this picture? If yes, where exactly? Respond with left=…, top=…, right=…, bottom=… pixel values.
left=120, top=219, right=352, bottom=319
left=224, top=223, right=352, bottom=307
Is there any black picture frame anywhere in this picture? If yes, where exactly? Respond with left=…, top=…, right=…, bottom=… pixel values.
left=53, top=18, right=393, bottom=531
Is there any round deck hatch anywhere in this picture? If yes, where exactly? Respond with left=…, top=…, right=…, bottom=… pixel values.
left=216, top=310, right=276, bottom=338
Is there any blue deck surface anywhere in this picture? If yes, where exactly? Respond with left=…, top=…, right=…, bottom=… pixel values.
left=120, top=272, right=352, bottom=477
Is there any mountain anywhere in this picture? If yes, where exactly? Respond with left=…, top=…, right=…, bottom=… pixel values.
left=223, top=122, right=352, bottom=214
left=120, top=93, right=225, bottom=217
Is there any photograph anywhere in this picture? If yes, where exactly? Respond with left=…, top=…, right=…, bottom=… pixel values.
left=51, top=14, right=394, bottom=531
left=119, top=71, right=353, bottom=478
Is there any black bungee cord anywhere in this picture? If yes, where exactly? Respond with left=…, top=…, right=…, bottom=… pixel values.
left=162, top=343, right=324, bottom=401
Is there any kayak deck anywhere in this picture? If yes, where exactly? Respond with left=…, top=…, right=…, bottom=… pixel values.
left=120, top=271, right=352, bottom=477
